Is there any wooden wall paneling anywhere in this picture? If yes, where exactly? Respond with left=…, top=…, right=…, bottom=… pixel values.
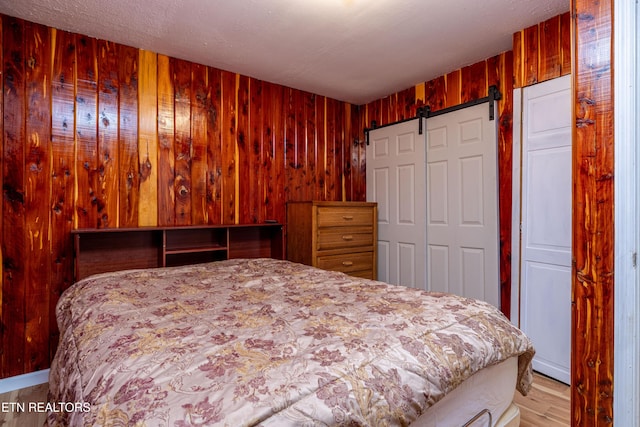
left=513, top=30, right=524, bottom=89
left=118, top=45, right=139, bottom=228
left=75, top=35, right=99, bottom=229
left=366, top=99, right=381, bottom=128
left=265, top=82, right=285, bottom=222
left=523, top=24, right=539, bottom=86
left=425, top=76, right=446, bottom=112
left=298, top=90, right=309, bottom=201
left=486, top=56, right=499, bottom=90
left=342, top=105, right=353, bottom=201
left=399, top=87, right=413, bottom=120
left=221, top=70, right=237, bottom=224
left=325, top=97, right=338, bottom=201
left=572, top=1, right=614, bottom=424
left=157, top=55, right=175, bottom=226
left=273, top=85, right=286, bottom=220
left=173, top=58, right=192, bottom=225
left=315, top=95, right=326, bottom=200
left=380, top=96, right=391, bottom=125
left=138, top=50, right=158, bottom=227
left=249, top=77, right=264, bottom=222
left=395, top=87, right=409, bottom=119
left=400, top=86, right=417, bottom=119
left=445, top=69, right=461, bottom=108
left=294, top=88, right=305, bottom=201
left=190, top=63, right=208, bottom=224
left=460, top=61, right=487, bottom=103
left=335, top=101, right=345, bottom=201
left=284, top=88, right=295, bottom=203
left=415, top=83, right=426, bottom=111
left=514, top=12, right=570, bottom=90
left=261, top=81, right=274, bottom=220
left=49, top=29, right=76, bottom=359
left=236, top=74, right=250, bottom=223
left=305, top=92, right=317, bottom=201
left=206, top=66, right=222, bottom=224
left=332, top=101, right=348, bottom=201
left=24, top=21, right=52, bottom=373
left=356, top=103, right=367, bottom=201
left=348, top=104, right=366, bottom=201
left=97, top=40, right=119, bottom=228
left=539, top=15, right=562, bottom=82
left=384, top=92, right=395, bottom=124
left=2, top=16, right=26, bottom=377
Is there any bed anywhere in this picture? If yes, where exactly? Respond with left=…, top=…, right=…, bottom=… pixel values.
left=47, top=258, right=534, bottom=426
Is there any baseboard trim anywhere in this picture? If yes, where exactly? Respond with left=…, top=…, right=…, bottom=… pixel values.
left=0, top=370, right=49, bottom=394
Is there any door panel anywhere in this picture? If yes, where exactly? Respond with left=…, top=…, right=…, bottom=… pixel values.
left=520, top=74, right=572, bottom=384
left=426, top=103, right=499, bottom=307
left=367, top=119, right=426, bottom=288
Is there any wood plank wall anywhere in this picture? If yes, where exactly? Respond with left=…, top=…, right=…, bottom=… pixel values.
left=356, top=12, right=571, bottom=318
left=572, top=1, right=614, bottom=425
left=0, top=14, right=363, bottom=378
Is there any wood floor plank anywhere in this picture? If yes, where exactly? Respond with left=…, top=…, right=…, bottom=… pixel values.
left=0, top=383, right=48, bottom=427
left=515, top=372, right=571, bottom=427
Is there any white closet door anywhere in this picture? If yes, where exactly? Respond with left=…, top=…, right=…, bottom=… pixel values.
left=366, top=119, right=426, bottom=288
left=521, top=74, right=572, bottom=384
left=426, top=103, right=499, bottom=307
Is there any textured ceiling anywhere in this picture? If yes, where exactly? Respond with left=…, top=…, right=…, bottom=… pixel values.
left=0, top=0, right=569, bottom=104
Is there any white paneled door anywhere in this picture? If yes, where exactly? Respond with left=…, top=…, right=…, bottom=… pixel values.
left=366, top=119, right=426, bottom=288
left=520, top=74, right=572, bottom=384
left=425, top=103, right=499, bottom=307
left=366, top=103, right=499, bottom=305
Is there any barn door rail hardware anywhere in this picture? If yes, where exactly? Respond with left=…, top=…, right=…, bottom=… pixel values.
left=364, top=85, right=502, bottom=145
left=426, top=85, right=502, bottom=121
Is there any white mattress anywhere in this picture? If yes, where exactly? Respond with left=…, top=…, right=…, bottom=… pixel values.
left=411, top=356, right=519, bottom=427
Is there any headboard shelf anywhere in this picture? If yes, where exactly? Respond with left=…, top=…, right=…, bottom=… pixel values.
left=72, top=224, right=284, bottom=281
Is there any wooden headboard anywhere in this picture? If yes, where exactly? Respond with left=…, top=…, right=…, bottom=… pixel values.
left=72, top=224, right=284, bottom=281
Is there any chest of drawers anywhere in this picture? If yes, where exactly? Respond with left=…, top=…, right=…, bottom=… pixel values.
left=286, top=201, right=378, bottom=280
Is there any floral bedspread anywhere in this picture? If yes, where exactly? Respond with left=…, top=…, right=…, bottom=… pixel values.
left=47, top=258, right=534, bottom=426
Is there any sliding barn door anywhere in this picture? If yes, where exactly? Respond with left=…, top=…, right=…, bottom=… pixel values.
left=366, top=119, right=426, bottom=288
left=426, top=103, right=499, bottom=307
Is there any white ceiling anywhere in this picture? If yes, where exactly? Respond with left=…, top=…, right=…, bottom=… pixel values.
left=0, top=0, right=568, bottom=104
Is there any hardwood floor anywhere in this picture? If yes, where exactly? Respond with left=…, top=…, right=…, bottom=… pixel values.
left=1, top=373, right=570, bottom=427
left=514, top=372, right=571, bottom=426
left=0, top=383, right=48, bottom=427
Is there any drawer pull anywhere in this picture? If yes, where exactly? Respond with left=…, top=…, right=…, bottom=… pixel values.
left=342, top=261, right=354, bottom=266
left=342, top=215, right=354, bottom=220
left=342, top=235, right=354, bottom=241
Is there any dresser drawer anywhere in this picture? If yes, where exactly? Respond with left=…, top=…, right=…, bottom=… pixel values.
left=316, top=252, right=373, bottom=274
left=316, top=206, right=373, bottom=228
left=317, top=227, right=373, bottom=250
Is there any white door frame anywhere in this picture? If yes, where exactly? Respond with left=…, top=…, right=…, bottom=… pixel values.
left=614, top=0, right=640, bottom=424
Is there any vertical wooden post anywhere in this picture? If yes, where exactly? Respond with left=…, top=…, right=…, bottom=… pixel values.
left=572, top=0, right=615, bottom=424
